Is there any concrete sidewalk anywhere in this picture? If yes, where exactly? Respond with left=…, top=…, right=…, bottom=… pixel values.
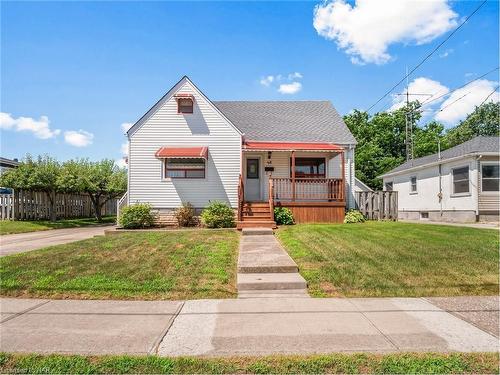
left=0, top=225, right=115, bottom=257
left=1, top=296, right=497, bottom=356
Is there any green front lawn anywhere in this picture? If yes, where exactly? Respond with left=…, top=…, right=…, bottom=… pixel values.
left=0, top=216, right=116, bottom=235
left=1, top=352, right=498, bottom=374
left=277, top=222, right=499, bottom=297
left=0, top=230, right=238, bottom=300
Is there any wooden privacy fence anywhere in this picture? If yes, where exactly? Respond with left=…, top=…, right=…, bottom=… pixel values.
left=356, top=191, right=398, bottom=220
left=0, top=191, right=117, bottom=221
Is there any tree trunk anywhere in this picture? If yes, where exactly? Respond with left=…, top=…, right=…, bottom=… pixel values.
left=47, top=191, right=57, bottom=222
left=90, top=194, right=102, bottom=221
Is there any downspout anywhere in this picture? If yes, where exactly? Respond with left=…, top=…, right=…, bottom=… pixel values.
left=437, top=139, right=442, bottom=217
left=476, top=155, right=482, bottom=221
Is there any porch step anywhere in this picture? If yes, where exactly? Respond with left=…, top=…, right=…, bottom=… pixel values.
left=237, top=273, right=307, bottom=291
left=237, top=221, right=277, bottom=230
left=242, top=216, right=272, bottom=222
left=242, top=207, right=271, bottom=213
left=243, top=202, right=269, bottom=208
left=241, top=211, right=271, bottom=217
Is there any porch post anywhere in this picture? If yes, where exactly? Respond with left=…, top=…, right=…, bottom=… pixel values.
left=291, top=150, right=296, bottom=202
left=341, top=149, right=346, bottom=202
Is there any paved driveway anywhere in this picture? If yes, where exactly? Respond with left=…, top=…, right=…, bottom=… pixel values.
left=1, top=296, right=497, bottom=356
left=0, top=225, right=115, bottom=257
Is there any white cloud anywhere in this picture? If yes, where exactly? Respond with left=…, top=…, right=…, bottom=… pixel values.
left=260, top=75, right=275, bottom=87
left=0, top=112, right=61, bottom=139
left=435, top=79, right=499, bottom=124
left=261, top=73, right=303, bottom=94
left=439, top=48, right=454, bottom=58
left=121, top=122, right=133, bottom=133
left=116, top=158, right=128, bottom=168
left=313, top=0, right=458, bottom=65
left=121, top=142, right=129, bottom=156
left=278, top=82, right=303, bottom=95
left=288, top=72, right=303, bottom=79
left=64, top=130, right=94, bottom=147
left=390, top=77, right=449, bottom=111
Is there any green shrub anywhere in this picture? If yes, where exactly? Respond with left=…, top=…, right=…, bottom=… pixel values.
left=200, top=201, right=235, bottom=228
left=174, top=202, right=196, bottom=227
left=119, top=203, right=156, bottom=229
left=344, top=209, right=366, bottom=224
left=274, top=207, right=294, bottom=225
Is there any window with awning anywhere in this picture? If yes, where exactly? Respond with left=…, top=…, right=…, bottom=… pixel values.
left=155, top=147, right=208, bottom=179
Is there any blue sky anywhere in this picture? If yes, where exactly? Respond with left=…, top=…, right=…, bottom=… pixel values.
left=1, top=0, right=498, bottom=164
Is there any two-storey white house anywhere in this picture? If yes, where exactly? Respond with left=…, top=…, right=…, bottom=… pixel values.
left=123, top=76, right=357, bottom=228
left=381, top=136, right=499, bottom=222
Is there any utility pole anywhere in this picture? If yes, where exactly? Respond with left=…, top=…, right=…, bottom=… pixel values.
left=393, top=67, right=433, bottom=161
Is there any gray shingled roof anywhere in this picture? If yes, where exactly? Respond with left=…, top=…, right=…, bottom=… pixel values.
left=382, top=136, right=499, bottom=176
left=213, top=101, right=356, bottom=144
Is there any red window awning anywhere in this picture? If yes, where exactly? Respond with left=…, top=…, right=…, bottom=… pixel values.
left=155, top=146, right=208, bottom=159
left=243, top=141, right=342, bottom=152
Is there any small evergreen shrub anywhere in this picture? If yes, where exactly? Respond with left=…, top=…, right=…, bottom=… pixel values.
left=274, top=207, right=294, bottom=225
left=174, top=202, right=196, bottom=227
left=200, top=201, right=235, bottom=228
left=119, top=203, right=156, bottom=229
left=344, top=209, right=366, bottom=224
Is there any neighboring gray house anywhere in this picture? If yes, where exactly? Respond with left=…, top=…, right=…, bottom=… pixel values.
left=124, top=76, right=357, bottom=228
left=0, top=157, right=19, bottom=175
left=381, top=136, right=499, bottom=222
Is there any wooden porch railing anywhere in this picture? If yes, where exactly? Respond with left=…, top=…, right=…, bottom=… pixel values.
left=271, top=178, right=344, bottom=202
left=237, top=174, right=244, bottom=221
left=268, top=177, right=274, bottom=221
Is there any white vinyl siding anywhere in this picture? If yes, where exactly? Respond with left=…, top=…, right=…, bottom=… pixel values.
left=128, top=79, right=241, bottom=208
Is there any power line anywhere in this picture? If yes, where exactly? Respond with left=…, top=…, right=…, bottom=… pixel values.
left=418, top=67, right=499, bottom=108
left=478, top=85, right=499, bottom=107
left=366, top=0, right=488, bottom=113
left=434, top=92, right=470, bottom=114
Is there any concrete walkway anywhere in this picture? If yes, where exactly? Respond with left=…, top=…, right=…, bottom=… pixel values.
left=0, top=225, right=115, bottom=257
left=1, top=296, right=497, bottom=356
left=237, top=228, right=308, bottom=298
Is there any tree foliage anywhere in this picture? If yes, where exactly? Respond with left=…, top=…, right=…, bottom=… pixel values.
left=344, top=101, right=498, bottom=190
left=0, top=155, right=127, bottom=222
left=445, top=102, right=499, bottom=147
left=59, top=159, right=127, bottom=221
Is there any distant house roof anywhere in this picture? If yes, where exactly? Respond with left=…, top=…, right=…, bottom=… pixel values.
left=381, top=136, right=500, bottom=178
left=0, top=157, right=19, bottom=169
left=214, top=101, right=356, bottom=144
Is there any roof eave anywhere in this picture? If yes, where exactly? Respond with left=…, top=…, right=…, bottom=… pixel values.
left=379, top=152, right=498, bottom=179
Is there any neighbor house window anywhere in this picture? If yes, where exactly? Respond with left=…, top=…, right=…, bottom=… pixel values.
left=385, top=182, right=393, bottom=191
left=164, top=158, right=205, bottom=179
left=291, top=158, right=326, bottom=178
left=452, top=166, right=469, bottom=194
left=482, top=164, right=499, bottom=192
left=410, top=176, right=417, bottom=193
left=177, top=98, right=193, bottom=114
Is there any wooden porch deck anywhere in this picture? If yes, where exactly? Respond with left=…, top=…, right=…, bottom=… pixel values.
left=237, top=177, right=346, bottom=229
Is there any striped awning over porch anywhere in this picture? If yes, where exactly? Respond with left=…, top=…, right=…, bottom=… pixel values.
left=243, top=141, right=343, bottom=152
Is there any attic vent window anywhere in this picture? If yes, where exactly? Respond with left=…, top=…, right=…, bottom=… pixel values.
left=177, top=97, right=194, bottom=114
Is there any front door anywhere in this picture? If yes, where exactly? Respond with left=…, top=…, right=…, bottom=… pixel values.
left=245, top=158, right=261, bottom=201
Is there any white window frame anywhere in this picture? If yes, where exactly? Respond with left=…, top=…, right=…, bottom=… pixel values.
left=409, top=176, right=417, bottom=194
left=161, top=157, right=207, bottom=181
left=481, top=162, right=500, bottom=194
left=451, top=165, right=471, bottom=197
